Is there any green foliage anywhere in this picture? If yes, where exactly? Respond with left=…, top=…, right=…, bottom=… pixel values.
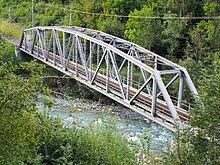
left=185, top=20, right=219, bottom=62
left=0, top=42, right=45, bottom=163
left=179, top=57, right=203, bottom=87
left=161, top=12, right=185, bottom=59
left=1, top=0, right=220, bottom=164
left=0, top=20, right=24, bottom=38
left=190, top=52, right=220, bottom=144
left=204, top=1, right=219, bottom=16
left=96, top=16, right=125, bottom=37
left=0, top=40, right=136, bottom=164
left=0, top=38, right=15, bottom=61
left=35, top=117, right=136, bottom=165
left=72, top=118, right=136, bottom=165
left=102, top=0, right=143, bottom=16
left=125, top=5, right=163, bottom=50
left=163, top=53, right=220, bottom=164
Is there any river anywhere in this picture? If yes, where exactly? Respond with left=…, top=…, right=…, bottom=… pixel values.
left=37, top=94, right=173, bottom=153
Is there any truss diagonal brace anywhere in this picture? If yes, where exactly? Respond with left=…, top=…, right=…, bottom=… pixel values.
left=53, top=30, right=64, bottom=66
left=181, top=68, right=198, bottom=96
left=154, top=71, right=180, bottom=122
left=157, top=74, right=179, bottom=97
left=46, top=33, right=53, bottom=60
left=37, top=29, right=46, bottom=59
left=31, top=31, right=37, bottom=54
left=109, top=51, right=126, bottom=100
left=91, top=49, right=107, bottom=84
left=76, top=36, right=89, bottom=79
left=129, top=75, right=152, bottom=104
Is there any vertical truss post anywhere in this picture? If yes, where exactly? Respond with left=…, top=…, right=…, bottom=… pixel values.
left=44, top=30, right=47, bottom=52
left=71, top=35, right=75, bottom=63
left=177, top=72, right=184, bottom=108
left=31, top=31, right=37, bottom=54
left=66, top=34, right=73, bottom=69
left=111, top=40, right=116, bottom=78
left=152, top=56, right=158, bottom=116
left=106, top=52, right=110, bottom=92
left=24, top=32, right=27, bottom=50
left=151, top=77, right=157, bottom=116
left=52, top=30, right=56, bottom=65
left=63, top=32, right=66, bottom=69
left=46, top=32, right=53, bottom=60
left=97, top=44, right=100, bottom=65
left=130, top=50, right=134, bottom=87
left=36, top=32, right=39, bottom=56
left=84, top=39, right=87, bottom=58
left=75, top=35, right=78, bottom=77
left=89, top=41, right=93, bottom=80
left=27, top=32, right=32, bottom=51
left=127, top=61, right=130, bottom=100
left=54, top=30, right=63, bottom=65
left=30, top=31, right=33, bottom=49
left=130, top=63, right=134, bottom=87
left=44, top=30, right=48, bottom=60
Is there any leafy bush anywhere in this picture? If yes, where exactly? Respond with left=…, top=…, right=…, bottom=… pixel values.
left=0, top=40, right=136, bottom=164
left=36, top=117, right=136, bottom=164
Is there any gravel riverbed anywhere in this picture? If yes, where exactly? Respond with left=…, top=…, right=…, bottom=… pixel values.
left=37, top=94, right=173, bottom=153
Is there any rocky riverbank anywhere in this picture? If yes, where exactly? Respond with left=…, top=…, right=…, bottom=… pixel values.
left=37, top=94, right=173, bottom=153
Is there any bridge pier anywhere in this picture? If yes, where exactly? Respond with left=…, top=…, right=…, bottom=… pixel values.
left=15, top=46, right=33, bottom=61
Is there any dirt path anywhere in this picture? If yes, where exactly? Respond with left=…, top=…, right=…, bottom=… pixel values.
left=1, top=33, right=20, bottom=46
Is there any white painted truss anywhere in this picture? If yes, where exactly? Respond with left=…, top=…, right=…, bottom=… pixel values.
left=19, top=26, right=199, bottom=131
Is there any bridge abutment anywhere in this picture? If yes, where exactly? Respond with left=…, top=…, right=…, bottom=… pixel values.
left=15, top=46, right=32, bottom=61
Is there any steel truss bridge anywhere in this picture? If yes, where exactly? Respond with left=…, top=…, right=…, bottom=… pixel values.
left=19, top=26, right=198, bottom=131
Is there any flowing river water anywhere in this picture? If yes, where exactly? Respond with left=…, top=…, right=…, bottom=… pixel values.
left=37, top=94, right=173, bottom=153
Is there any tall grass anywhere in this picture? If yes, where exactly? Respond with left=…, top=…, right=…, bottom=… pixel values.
left=0, top=19, right=26, bottom=39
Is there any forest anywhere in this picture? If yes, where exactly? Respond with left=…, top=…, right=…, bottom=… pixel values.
left=0, top=0, right=220, bottom=164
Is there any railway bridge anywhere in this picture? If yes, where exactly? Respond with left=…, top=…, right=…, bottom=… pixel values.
left=19, top=26, right=198, bottom=131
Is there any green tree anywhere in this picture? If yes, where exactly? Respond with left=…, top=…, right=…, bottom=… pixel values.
left=164, top=53, right=220, bottom=165
left=0, top=58, right=45, bottom=163
left=166, top=0, right=204, bottom=17
left=189, top=52, right=220, bottom=163
left=185, top=1, right=220, bottom=62
left=125, top=4, right=163, bottom=51
left=0, top=39, right=137, bottom=164
left=161, top=12, right=185, bottom=59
